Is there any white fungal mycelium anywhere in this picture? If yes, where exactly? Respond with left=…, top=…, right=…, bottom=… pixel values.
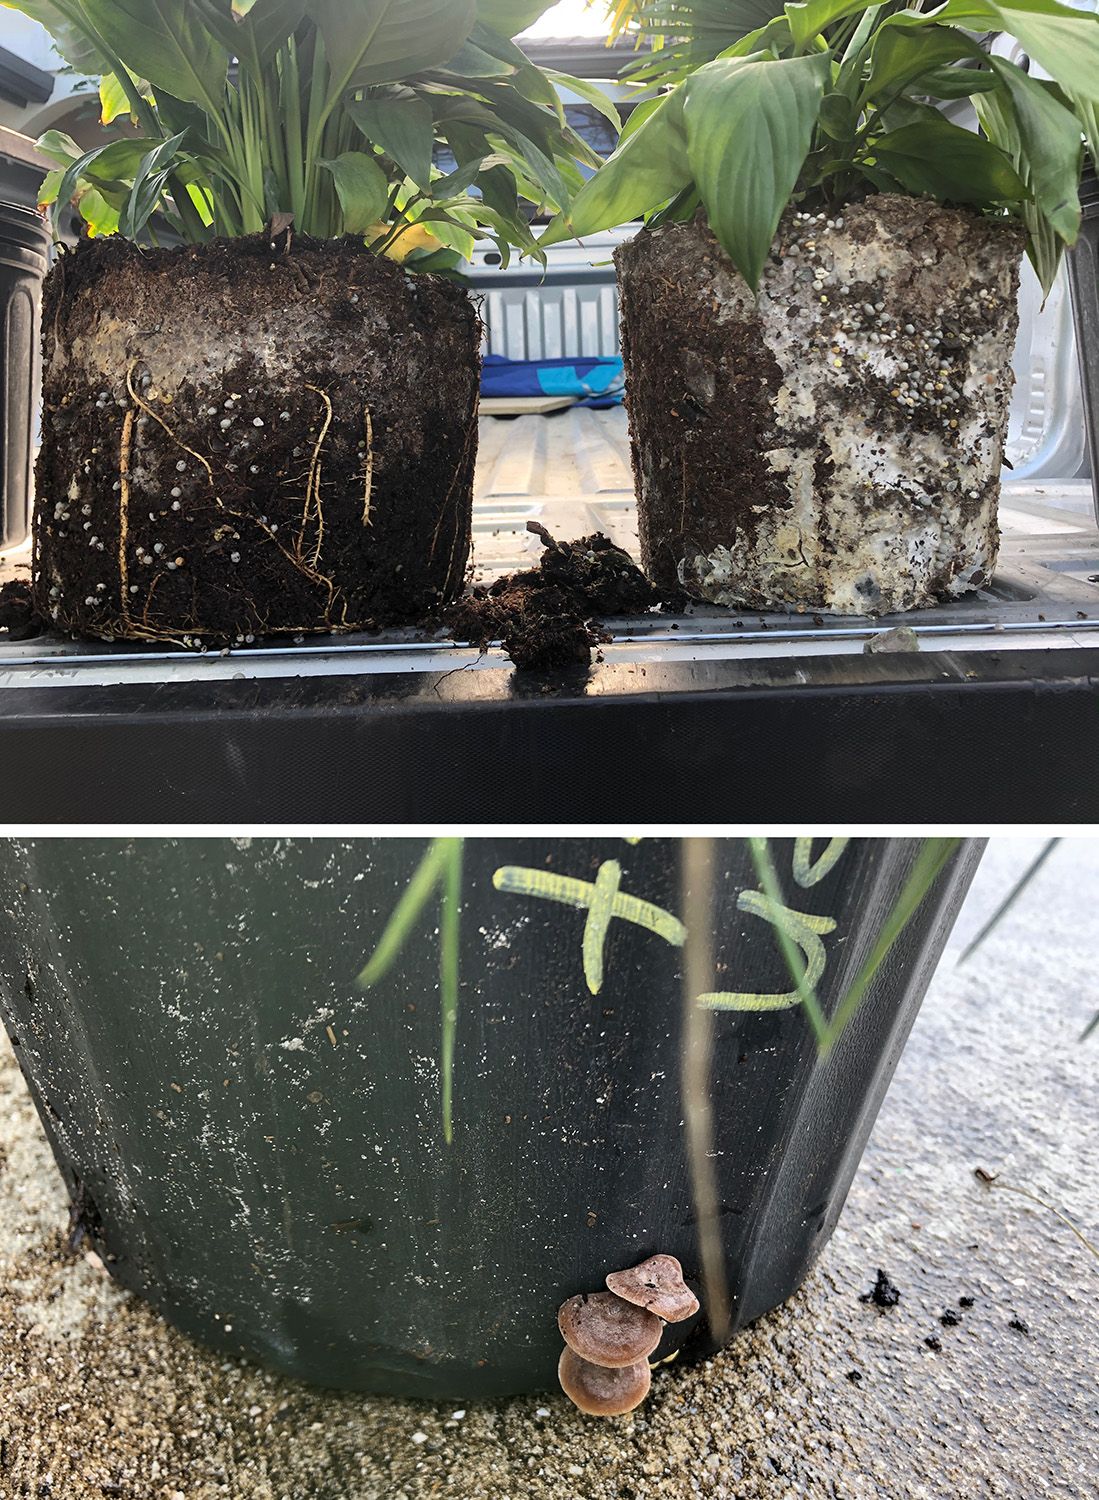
left=617, top=199, right=1024, bottom=616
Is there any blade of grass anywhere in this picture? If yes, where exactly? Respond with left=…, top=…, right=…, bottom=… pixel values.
left=681, top=835, right=731, bottom=1343
left=821, top=837, right=962, bottom=1057
left=439, top=837, right=463, bottom=1147
left=956, top=838, right=1060, bottom=968
left=747, top=837, right=829, bottom=1048
left=975, top=1169, right=1099, bottom=1265
left=357, top=839, right=449, bottom=987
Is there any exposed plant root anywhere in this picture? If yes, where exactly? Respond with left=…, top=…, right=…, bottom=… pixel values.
left=118, top=409, right=135, bottom=624
left=302, top=384, right=333, bottom=572
left=430, top=404, right=479, bottom=570
left=362, top=406, right=374, bottom=527
left=124, top=361, right=215, bottom=487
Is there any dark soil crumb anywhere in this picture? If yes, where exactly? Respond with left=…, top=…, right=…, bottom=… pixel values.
left=924, top=1335, right=943, bottom=1352
left=859, top=1269, right=901, bottom=1310
left=939, top=1308, right=963, bottom=1328
left=845, top=1370, right=863, bottom=1384
left=445, top=524, right=659, bottom=671
left=0, top=578, right=44, bottom=640
left=958, top=1296, right=975, bottom=1309
left=1008, top=1315, right=1030, bottom=1335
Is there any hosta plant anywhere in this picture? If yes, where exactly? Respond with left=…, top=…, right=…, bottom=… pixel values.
left=6, top=0, right=612, bottom=269
left=559, top=0, right=1099, bottom=293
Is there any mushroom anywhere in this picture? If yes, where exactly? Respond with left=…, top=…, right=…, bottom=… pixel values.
left=558, top=1346, right=651, bottom=1416
left=605, top=1254, right=700, bottom=1323
left=557, top=1291, right=662, bottom=1368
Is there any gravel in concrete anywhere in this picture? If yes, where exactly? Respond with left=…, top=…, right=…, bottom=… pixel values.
left=1, top=837, right=1096, bottom=1499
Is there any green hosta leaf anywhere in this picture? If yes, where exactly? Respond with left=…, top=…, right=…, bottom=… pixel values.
left=873, top=117, right=1029, bottom=204
left=432, top=153, right=498, bottom=198
left=98, top=69, right=153, bottom=125
left=439, top=38, right=516, bottom=77
left=989, top=2, right=1099, bottom=108
left=784, top=0, right=869, bottom=50
left=119, top=131, right=190, bottom=238
left=76, top=184, right=122, bottom=237
left=974, top=83, right=1065, bottom=294
left=987, top=56, right=1082, bottom=244
left=37, top=168, right=63, bottom=208
left=920, top=65, right=1000, bottom=99
left=882, top=1, right=1099, bottom=112
left=99, top=73, right=133, bottom=126
left=306, top=0, right=477, bottom=99
left=861, top=24, right=980, bottom=107
left=818, top=90, right=856, bottom=141
left=540, top=86, right=690, bottom=247
left=36, top=128, right=82, bottom=169
left=411, top=208, right=477, bottom=260
left=0, top=1, right=104, bottom=73
left=475, top=1, right=555, bottom=35
left=545, top=69, right=622, bottom=133
left=347, top=92, right=435, bottom=191
left=51, top=135, right=169, bottom=232
left=684, top=51, right=831, bottom=292
left=317, top=150, right=390, bottom=233
left=234, top=0, right=307, bottom=68
left=82, top=0, right=230, bottom=114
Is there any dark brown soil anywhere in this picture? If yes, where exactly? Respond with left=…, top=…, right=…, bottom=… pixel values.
left=616, top=215, right=789, bottom=590
left=34, top=233, right=480, bottom=643
left=0, top=579, right=42, bottom=639
left=859, top=1269, right=901, bottom=1309
left=445, top=524, right=659, bottom=671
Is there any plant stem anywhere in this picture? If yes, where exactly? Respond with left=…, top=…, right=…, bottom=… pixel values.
left=681, top=836, right=732, bottom=1343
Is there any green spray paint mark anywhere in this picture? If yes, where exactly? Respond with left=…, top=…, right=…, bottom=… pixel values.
left=698, top=837, right=963, bottom=1059
left=492, top=861, right=686, bottom=994
left=696, top=890, right=837, bottom=1014
left=358, top=837, right=465, bottom=1144
left=792, top=837, right=850, bottom=889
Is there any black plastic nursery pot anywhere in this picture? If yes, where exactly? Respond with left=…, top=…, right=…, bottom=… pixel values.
left=32, top=234, right=479, bottom=642
left=0, top=201, right=49, bottom=552
left=616, top=197, right=1024, bottom=616
left=0, top=837, right=982, bottom=1399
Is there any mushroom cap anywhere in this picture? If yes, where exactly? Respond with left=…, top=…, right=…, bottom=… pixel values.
left=605, top=1254, right=700, bottom=1323
left=557, top=1291, right=663, bottom=1368
left=558, top=1346, right=651, bottom=1416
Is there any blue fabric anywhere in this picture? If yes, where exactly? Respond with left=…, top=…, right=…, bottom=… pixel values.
left=481, top=354, right=625, bottom=408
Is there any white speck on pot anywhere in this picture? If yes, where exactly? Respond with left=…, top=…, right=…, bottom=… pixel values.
left=410, top=1432, right=427, bottom=1445
left=172, top=500, right=182, bottom=511
left=253, top=418, right=264, bottom=428
left=230, top=552, right=241, bottom=563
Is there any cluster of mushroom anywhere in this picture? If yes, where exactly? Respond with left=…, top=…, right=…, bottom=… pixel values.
left=557, top=1254, right=700, bottom=1416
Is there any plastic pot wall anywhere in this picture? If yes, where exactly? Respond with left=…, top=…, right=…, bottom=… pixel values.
left=0, top=838, right=982, bottom=1398
left=0, top=202, right=48, bottom=551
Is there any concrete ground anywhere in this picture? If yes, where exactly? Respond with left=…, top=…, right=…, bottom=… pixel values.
left=0, top=837, right=1096, bottom=1500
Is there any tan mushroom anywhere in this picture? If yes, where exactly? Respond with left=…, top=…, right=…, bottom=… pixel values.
left=558, top=1346, right=651, bottom=1416
left=605, top=1254, right=700, bottom=1323
left=557, top=1290, right=662, bottom=1368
